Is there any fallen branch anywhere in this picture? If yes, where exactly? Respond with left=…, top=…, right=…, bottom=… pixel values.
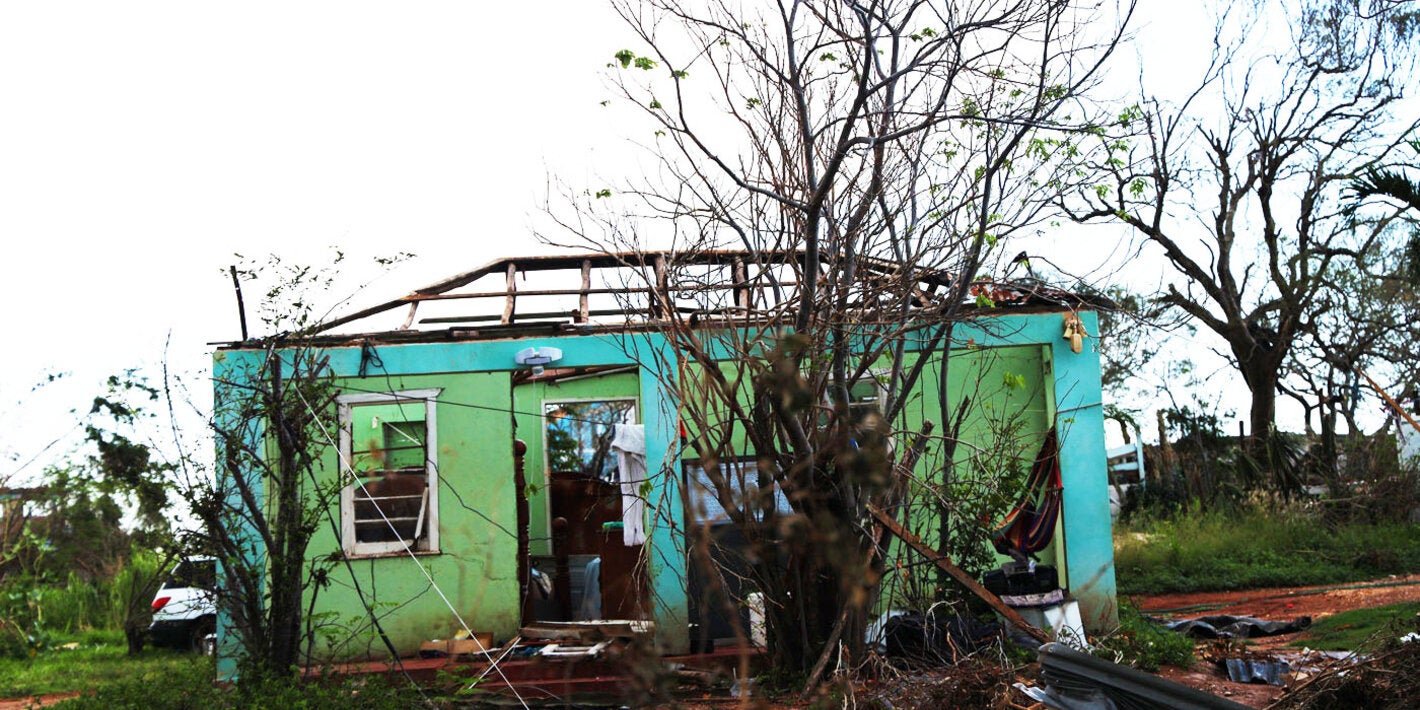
left=867, top=503, right=1050, bottom=644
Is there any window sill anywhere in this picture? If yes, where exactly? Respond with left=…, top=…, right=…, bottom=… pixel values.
left=342, top=547, right=441, bottom=561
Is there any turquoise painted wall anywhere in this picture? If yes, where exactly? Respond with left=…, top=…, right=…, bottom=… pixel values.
left=941, top=311, right=1117, bottom=629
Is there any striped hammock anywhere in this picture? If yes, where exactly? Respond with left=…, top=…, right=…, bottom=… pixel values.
left=992, top=426, right=1063, bottom=557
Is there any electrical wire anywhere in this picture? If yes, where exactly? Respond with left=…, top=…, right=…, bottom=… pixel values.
left=292, top=382, right=533, bottom=710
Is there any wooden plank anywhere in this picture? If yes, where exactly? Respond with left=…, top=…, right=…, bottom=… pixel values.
left=471, top=635, right=524, bottom=685
left=405, top=281, right=807, bottom=302
left=578, top=259, right=591, bottom=323
left=732, top=256, right=749, bottom=311
left=399, top=302, right=420, bottom=330
left=519, top=620, right=648, bottom=641
left=502, top=262, right=517, bottom=325
left=1357, top=366, right=1420, bottom=435
left=866, top=503, right=1049, bottom=644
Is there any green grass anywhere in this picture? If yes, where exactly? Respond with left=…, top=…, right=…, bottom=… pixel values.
left=1289, top=602, right=1420, bottom=651
left=0, top=629, right=210, bottom=698
left=1113, top=504, right=1420, bottom=595
left=1090, top=601, right=1195, bottom=671
left=1, top=630, right=428, bottom=708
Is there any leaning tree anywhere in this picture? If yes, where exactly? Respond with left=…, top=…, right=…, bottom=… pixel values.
left=1062, top=0, right=1419, bottom=481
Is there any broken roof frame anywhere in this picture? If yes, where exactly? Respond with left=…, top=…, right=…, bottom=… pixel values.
left=296, top=249, right=1107, bottom=344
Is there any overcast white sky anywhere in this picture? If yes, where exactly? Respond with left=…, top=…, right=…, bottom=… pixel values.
left=0, top=1, right=1231, bottom=478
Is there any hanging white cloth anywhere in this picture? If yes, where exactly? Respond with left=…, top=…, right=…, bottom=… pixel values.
left=611, top=424, right=647, bottom=546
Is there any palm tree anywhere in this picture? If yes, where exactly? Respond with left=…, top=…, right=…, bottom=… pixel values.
left=1351, top=140, right=1420, bottom=283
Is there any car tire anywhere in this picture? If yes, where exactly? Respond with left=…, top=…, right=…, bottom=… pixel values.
left=191, top=616, right=216, bottom=655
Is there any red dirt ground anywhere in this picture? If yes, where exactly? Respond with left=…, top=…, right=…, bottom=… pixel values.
left=1133, top=573, right=1420, bottom=621
left=1126, top=573, right=1420, bottom=708
left=0, top=692, right=79, bottom=710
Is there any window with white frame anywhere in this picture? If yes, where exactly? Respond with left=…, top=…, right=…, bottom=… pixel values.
left=338, top=389, right=440, bottom=557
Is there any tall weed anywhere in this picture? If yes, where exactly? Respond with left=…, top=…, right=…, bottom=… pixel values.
left=1115, top=501, right=1420, bottom=595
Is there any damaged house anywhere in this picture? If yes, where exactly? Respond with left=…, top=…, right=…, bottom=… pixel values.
left=211, top=250, right=1119, bottom=669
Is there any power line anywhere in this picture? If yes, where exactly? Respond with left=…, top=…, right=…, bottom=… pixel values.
left=292, top=383, right=532, bottom=710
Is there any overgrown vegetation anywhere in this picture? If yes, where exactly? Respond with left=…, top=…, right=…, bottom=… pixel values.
left=44, top=656, right=422, bottom=710
left=1115, top=501, right=1420, bottom=595
left=1291, top=601, right=1420, bottom=651
left=1090, top=602, right=1194, bottom=672
left=1, top=373, right=180, bottom=659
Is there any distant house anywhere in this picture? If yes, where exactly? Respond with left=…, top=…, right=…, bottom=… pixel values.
left=212, top=251, right=1118, bottom=667
left=1, top=486, right=48, bottom=578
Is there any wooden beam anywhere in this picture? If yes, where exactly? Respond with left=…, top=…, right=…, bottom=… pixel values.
left=732, top=256, right=749, bottom=311
left=1357, top=366, right=1420, bottom=435
left=502, top=262, right=517, bottom=325
left=652, top=254, right=670, bottom=319
left=578, top=259, right=591, bottom=323
left=866, top=503, right=1049, bottom=644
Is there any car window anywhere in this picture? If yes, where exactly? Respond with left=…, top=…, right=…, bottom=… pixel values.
left=164, top=559, right=216, bottom=590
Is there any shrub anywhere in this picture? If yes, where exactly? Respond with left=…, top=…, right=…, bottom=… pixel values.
left=1091, top=602, right=1194, bottom=672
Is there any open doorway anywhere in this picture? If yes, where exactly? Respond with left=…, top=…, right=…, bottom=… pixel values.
left=512, top=369, right=651, bottom=623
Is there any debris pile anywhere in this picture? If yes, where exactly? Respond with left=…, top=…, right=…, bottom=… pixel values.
left=1272, top=629, right=1420, bottom=709
left=863, top=660, right=1023, bottom=709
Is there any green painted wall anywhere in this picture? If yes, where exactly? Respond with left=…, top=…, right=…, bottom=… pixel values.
left=889, top=345, right=1059, bottom=577
left=305, top=371, right=520, bottom=660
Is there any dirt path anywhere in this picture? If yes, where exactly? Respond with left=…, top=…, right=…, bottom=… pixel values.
left=1123, top=574, right=1420, bottom=708
left=0, top=692, right=80, bottom=710
left=1132, top=573, right=1420, bottom=621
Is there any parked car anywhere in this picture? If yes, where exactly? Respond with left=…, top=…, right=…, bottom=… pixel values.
left=149, top=557, right=216, bottom=654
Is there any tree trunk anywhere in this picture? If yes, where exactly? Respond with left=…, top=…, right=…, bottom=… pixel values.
left=125, top=622, right=145, bottom=655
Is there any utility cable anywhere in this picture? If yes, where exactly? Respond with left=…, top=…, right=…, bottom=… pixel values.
left=293, top=384, right=532, bottom=710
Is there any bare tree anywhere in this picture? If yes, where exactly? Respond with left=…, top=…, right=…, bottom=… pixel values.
left=1063, top=0, right=1419, bottom=476
left=546, top=0, right=1134, bottom=677
left=182, top=254, right=364, bottom=679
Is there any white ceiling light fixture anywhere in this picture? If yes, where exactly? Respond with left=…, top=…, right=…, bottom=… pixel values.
left=514, top=347, right=563, bottom=376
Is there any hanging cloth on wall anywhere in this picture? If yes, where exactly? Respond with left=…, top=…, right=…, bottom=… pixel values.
left=992, top=426, right=1063, bottom=558
left=611, top=424, right=648, bottom=546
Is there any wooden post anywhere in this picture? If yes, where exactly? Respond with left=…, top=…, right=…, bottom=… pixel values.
left=514, top=439, right=530, bottom=625
left=552, top=517, right=571, bottom=620
left=1155, top=409, right=1174, bottom=484
left=732, top=256, right=749, bottom=312
left=653, top=254, right=670, bottom=319
left=577, top=259, right=591, bottom=324
left=502, top=262, right=518, bottom=325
